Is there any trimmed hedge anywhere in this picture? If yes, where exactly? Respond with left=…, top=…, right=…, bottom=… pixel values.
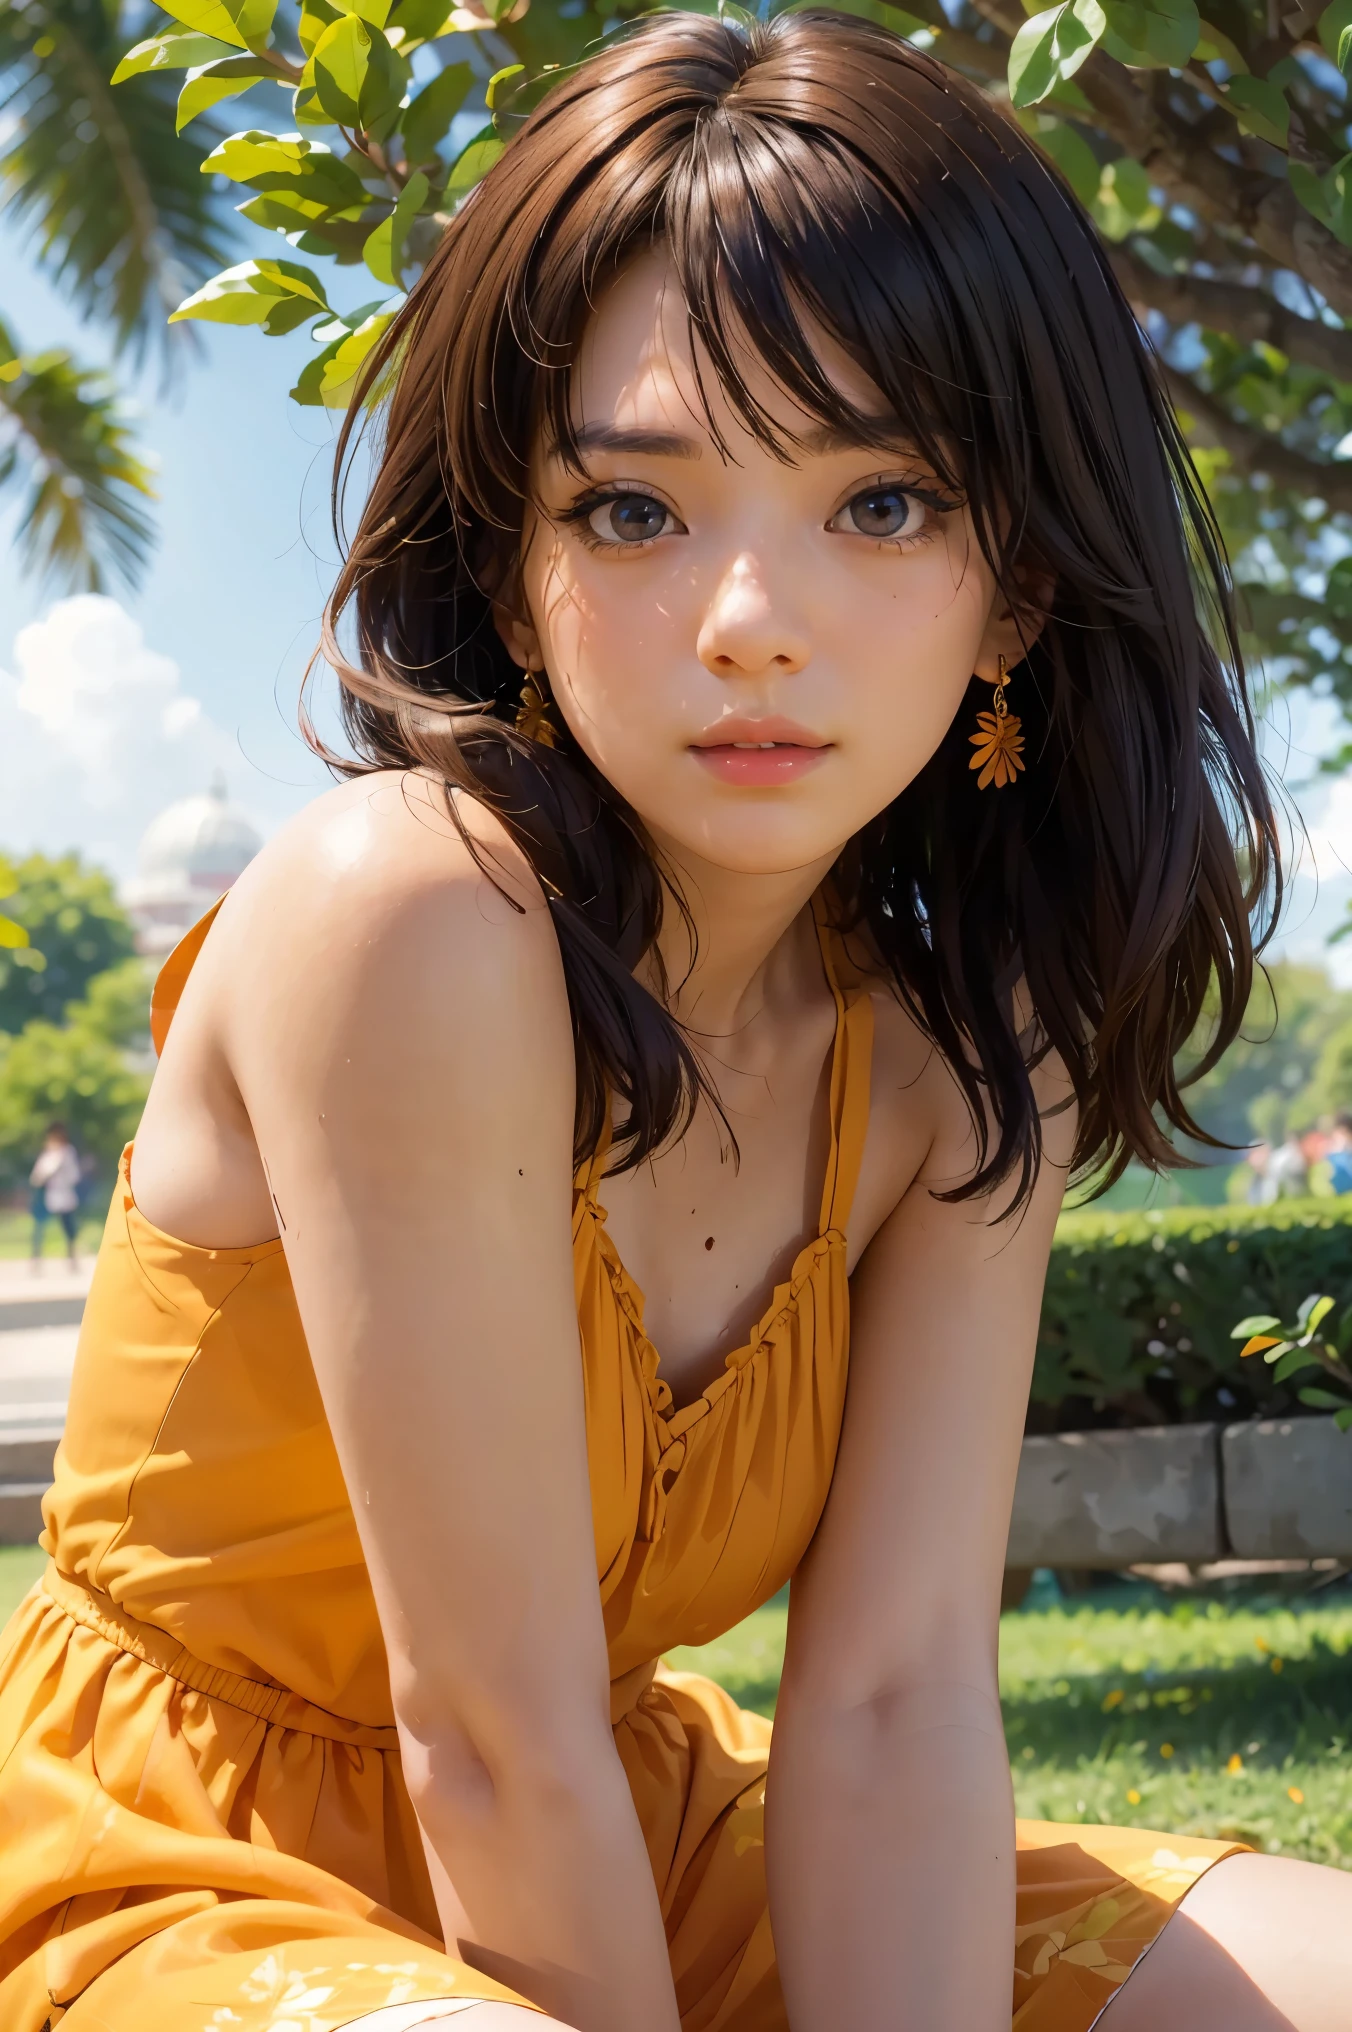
left=1033, top=1199, right=1352, bottom=1431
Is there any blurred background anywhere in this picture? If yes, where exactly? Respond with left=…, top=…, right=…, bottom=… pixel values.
left=2, top=0, right=1351, bottom=1883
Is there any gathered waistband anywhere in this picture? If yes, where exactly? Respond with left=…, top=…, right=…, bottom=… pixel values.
left=39, top=1563, right=662, bottom=1741
left=40, top=1565, right=403, bottom=1747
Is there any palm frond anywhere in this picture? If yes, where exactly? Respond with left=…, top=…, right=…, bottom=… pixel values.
left=0, top=0, right=236, bottom=364
left=0, top=311, right=157, bottom=589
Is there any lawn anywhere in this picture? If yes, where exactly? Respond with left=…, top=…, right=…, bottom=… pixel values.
left=4, top=1543, right=1347, bottom=1869
left=667, top=1574, right=1352, bottom=1870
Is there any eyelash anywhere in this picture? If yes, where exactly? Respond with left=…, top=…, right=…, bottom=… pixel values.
left=558, top=481, right=956, bottom=554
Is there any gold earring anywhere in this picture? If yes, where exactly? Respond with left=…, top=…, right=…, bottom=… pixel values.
left=515, top=668, right=559, bottom=748
left=969, top=654, right=1025, bottom=790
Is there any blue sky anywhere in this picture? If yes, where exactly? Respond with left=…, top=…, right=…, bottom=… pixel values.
left=3, top=190, right=1352, bottom=977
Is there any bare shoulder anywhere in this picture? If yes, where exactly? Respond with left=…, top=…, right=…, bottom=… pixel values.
left=213, top=771, right=558, bottom=1000
left=192, top=772, right=572, bottom=1107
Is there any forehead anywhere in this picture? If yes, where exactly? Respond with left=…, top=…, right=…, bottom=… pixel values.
left=563, top=245, right=889, bottom=456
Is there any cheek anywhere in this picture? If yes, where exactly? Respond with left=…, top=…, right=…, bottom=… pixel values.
left=840, top=549, right=990, bottom=743
left=527, top=546, right=687, bottom=740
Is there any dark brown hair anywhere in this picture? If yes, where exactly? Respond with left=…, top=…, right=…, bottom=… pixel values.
left=319, top=6, right=1278, bottom=1210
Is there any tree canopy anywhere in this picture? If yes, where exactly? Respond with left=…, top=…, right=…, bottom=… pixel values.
left=54, top=0, right=1344, bottom=747
left=0, top=852, right=138, bottom=1032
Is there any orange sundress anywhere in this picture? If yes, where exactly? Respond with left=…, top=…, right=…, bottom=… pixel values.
left=0, top=898, right=1242, bottom=2031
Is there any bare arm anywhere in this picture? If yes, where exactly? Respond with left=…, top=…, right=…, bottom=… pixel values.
left=221, top=777, right=681, bottom=2032
left=766, top=1058, right=1073, bottom=2031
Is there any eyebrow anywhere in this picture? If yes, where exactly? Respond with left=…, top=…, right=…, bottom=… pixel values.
left=561, top=417, right=913, bottom=462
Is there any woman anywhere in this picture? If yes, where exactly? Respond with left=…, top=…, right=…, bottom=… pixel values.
left=0, top=12, right=1346, bottom=2031
left=28, top=1122, right=83, bottom=1267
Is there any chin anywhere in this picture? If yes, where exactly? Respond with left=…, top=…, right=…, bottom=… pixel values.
left=654, top=811, right=853, bottom=878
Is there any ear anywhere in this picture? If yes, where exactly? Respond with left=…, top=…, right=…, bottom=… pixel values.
left=492, top=601, right=542, bottom=673
left=972, top=571, right=1055, bottom=683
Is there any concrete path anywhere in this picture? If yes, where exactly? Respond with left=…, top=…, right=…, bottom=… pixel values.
left=0, top=1265, right=86, bottom=1541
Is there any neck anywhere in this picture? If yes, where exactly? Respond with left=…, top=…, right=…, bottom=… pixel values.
left=642, top=834, right=838, bottom=1040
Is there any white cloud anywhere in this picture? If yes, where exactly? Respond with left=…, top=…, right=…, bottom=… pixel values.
left=0, top=596, right=262, bottom=879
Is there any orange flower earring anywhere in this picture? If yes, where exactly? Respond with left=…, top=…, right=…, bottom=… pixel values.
left=969, top=654, right=1025, bottom=790
left=515, top=666, right=559, bottom=748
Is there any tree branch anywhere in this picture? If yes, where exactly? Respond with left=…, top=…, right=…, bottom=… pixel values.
left=1112, top=243, right=1352, bottom=379
left=1163, top=364, right=1352, bottom=512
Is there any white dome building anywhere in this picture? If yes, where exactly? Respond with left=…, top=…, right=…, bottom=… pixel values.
left=124, top=775, right=264, bottom=956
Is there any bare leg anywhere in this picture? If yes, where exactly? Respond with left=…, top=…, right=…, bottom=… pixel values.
left=1097, top=1852, right=1352, bottom=2031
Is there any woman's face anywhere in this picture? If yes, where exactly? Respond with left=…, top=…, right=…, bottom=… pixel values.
left=504, top=248, right=1026, bottom=879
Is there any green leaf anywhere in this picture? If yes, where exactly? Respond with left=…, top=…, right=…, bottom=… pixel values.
left=1011, top=7, right=1064, bottom=108
left=307, top=13, right=371, bottom=123
left=292, top=308, right=395, bottom=406
left=1225, top=74, right=1290, bottom=146
left=203, top=132, right=369, bottom=210
left=1231, top=1314, right=1281, bottom=1337
left=1304, top=1294, right=1336, bottom=1336
left=1336, top=1407, right=1352, bottom=1432
left=389, top=0, right=455, bottom=39
left=1100, top=0, right=1200, bottom=67
left=111, top=31, right=238, bottom=82
left=170, top=257, right=331, bottom=334
left=486, top=62, right=524, bottom=110
left=1193, top=18, right=1246, bottom=68
left=331, top=0, right=395, bottom=23
left=1298, top=1386, right=1352, bottom=1410
left=155, top=0, right=279, bottom=52
left=236, top=189, right=334, bottom=230
left=363, top=169, right=428, bottom=284
left=1024, top=115, right=1102, bottom=205
left=1328, top=156, right=1352, bottom=246
left=1289, top=159, right=1333, bottom=231
left=306, top=14, right=407, bottom=131
left=401, top=61, right=472, bottom=166
left=299, top=1, right=342, bottom=54
left=1270, top=1346, right=1321, bottom=1383
left=1318, top=0, right=1352, bottom=62
left=445, top=125, right=504, bottom=202
left=1009, top=0, right=1106, bottom=110
left=176, top=56, right=282, bottom=132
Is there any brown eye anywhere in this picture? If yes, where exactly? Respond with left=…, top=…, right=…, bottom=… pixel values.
left=831, top=486, right=925, bottom=540
left=587, top=493, right=678, bottom=544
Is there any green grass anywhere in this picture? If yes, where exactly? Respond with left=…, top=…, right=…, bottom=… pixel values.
left=0, top=1544, right=47, bottom=1623
left=668, top=1579, right=1352, bottom=1869
left=5, top=1541, right=1347, bottom=1868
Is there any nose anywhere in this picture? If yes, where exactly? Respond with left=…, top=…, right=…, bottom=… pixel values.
left=695, top=553, right=811, bottom=681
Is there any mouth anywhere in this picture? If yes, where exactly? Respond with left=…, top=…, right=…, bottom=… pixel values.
left=689, top=717, right=832, bottom=787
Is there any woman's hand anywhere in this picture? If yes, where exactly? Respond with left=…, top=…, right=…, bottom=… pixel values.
left=211, top=773, right=682, bottom=2032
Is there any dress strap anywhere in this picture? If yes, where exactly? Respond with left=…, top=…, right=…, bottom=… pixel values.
left=149, top=896, right=227, bottom=1055
left=812, top=894, right=875, bottom=1236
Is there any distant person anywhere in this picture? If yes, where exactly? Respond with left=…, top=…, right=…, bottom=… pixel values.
left=1267, top=1131, right=1311, bottom=1199
left=28, top=1122, right=82, bottom=1267
left=1245, top=1141, right=1276, bottom=1205
left=1328, top=1114, right=1352, bottom=1196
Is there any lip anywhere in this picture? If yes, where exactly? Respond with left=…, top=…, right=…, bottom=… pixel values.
left=689, top=715, right=833, bottom=788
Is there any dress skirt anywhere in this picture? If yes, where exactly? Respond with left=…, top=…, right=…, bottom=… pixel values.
left=0, top=1569, right=1245, bottom=2032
